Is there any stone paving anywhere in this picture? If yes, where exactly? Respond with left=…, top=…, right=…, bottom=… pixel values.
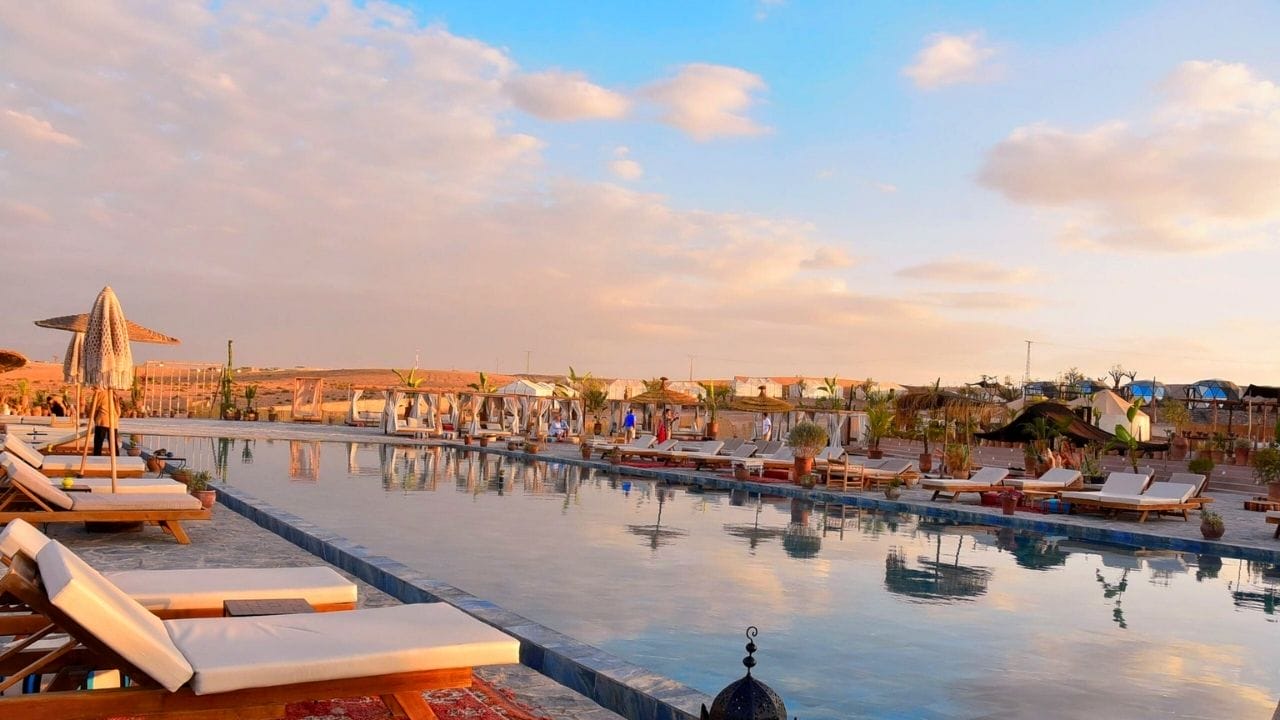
left=42, top=509, right=626, bottom=720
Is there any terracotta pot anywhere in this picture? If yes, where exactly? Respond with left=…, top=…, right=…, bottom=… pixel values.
left=526, top=443, right=540, bottom=454
left=1170, top=439, right=1188, bottom=461
left=1001, top=493, right=1018, bottom=515
left=171, top=469, right=192, bottom=485
left=127, top=447, right=142, bottom=457
left=734, top=465, right=750, bottom=481
left=884, top=486, right=901, bottom=500
left=1200, top=522, right=1224, bottom=540
left=794, top=456, right=815, bottom=477
left=1269, top=483, right=1280, bottom=502
left=479, top=436, right=489, bottom=447
left=1234, top=447, right=1249, bottom=465
left=593, top=421, right=603, bottom=435
left=463, top=436, right=473, bottom=446
left=1211, top=450, right=1225, bottom=463
left=868, top=449, right=884, bottom=460
left=192, top=489, right=216, bottom=510
left=146, top=457, right=166, bottom=473
left=918, top=453, right=933, bottom=473
left=706, top=422, right=719, bottom=439
left=580, top=445, right=593, bottom=460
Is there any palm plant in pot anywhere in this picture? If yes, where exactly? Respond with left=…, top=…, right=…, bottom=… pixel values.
left=787, top=421, right=828, bottom=478
left=864, top=392, right=894, bottom=460
left=944, top=443, right=971, bottom=479
left=242, top=384, right=259, bottom=421
left=1251, top=444, right=1280, bottom=501
left=583, top=385, right=608, bottom=437
left=1161, top=401, right=1191, bottom=460
left=884, top=478, right=903, bottom=500
left=699, top=382, right=721, bottom=439
left=187, top=470, right=216, bottom=510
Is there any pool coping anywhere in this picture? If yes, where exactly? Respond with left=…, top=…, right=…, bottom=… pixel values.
left=209, top=482, right=709, bottom=720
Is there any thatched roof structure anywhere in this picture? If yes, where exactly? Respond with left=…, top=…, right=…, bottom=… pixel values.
left=34, top=314, right=180, bottom=344
left=0, top=349, right=27, bottom=373
left=628, top=377, right=698, bottom=406
left=731, top=386, right=794, bottom=413
left=976, top=401, right=1167, bottom=449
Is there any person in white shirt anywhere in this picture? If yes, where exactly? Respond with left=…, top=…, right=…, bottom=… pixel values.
left=760, top=414, right=772, bottom=441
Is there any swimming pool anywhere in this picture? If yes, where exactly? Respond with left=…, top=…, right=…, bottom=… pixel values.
left=151, top=437, right=1280, bottom=719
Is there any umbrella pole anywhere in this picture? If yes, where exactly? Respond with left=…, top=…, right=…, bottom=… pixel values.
left=109, top=392, right=119, bottom=493
left=72, top=383, right=83, bottom=451
left=78, top=391, right=99, bottom=477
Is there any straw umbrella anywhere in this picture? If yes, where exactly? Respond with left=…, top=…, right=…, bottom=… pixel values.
left=0, top=349, right=27, bottom=373
left=627, top=378, right=698, bottom=436
left=730, top=386, right=794, bottom=439
left=35, top=312, right=178, bottom=439
left=77, top=287, right=135, bottom=491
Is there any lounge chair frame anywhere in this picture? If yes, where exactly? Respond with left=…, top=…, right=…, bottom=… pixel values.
left=0, top=553, right=469, bottom=720
left=0, top=480, right=209, bottom=544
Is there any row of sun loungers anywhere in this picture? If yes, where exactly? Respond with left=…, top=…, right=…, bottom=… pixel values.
left=4, top=432, right=147, bottom=478
left=0, top=523, right=519, bottom=717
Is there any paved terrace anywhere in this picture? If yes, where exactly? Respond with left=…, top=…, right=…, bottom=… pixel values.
left=45, top=507, right=626, bottom=720
left=121, top=418, right=1280, bottom=561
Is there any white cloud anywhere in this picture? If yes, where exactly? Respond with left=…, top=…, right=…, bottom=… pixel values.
left=897, top=259, right=1034, bottom=284
left=3, top=110, right=80, bottom=146
left=980, top=59, right=1280, bottom=253
left=755, top=0, right=786, bottom=21
left=645, top=64, right=769, bottom=140
left=505, top=70, right=630, bottom=121
left=872, top=181, right=898, bottom=193
left=609, top=146, right=643, bottom=180
left=903, top=33, right=995, bottom=89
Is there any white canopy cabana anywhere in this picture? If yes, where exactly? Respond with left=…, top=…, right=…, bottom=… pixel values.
left=733, top=377, right=783, bottom=398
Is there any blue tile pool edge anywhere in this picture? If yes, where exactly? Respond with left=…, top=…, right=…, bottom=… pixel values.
left=211, top=483, right=708, bottom=720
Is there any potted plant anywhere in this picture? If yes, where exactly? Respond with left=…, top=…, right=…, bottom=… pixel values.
left=584, top=386, right=608, bottom=436
left=187, top=470, right=216, bottom=510
left=525, top=438, right=540, bottom=454
left=127, top=433, right=143, bottom=457
left=884, top=478, right=903, bottom=500
left=944, top=443, right=971, bottom=479
left=1233, top=437, right=1251, bottom=466
left=864, top=395, right=894, bottom=460
left=242, top=385, right=259, bottom=422
left=267, top=405, right=279, bottom=422
left=170, top=466, right=193, bottom=486
left=1251, top=445, right=1280, bottom=501
left=699, top=382, right=721, bottom=439
left=478, top=435, right=490, bottom=447
left=1161, top=401, right=1191, bottom=460
left=1209, top=432, right=1229, bottom=463
left=787, top=421, right=828, bottom=477
left=580, top=442, right=594, bottom=460
left=999, top=488, right=1022, bottom=516
left=1199, top=509, right=1225, bottom=540
left=798, top=473, right=818, bottom=489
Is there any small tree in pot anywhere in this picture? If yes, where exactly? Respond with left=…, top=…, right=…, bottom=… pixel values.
left=864, top=392, right=894, bottom=460
left=1251, top=445, right=1280, bottom=501
left=1199, top=509, right=1225, bottom=540
left=1161, top=401, right=1191, bottom=460
left=787, top=421, right=828, bottom=478
left=187, top=470, right=216, bottom=510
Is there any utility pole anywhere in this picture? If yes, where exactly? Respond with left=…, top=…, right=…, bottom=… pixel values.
left=687, top=354, right=695, bottom=382
left=524, top=350, right=531, bottom=374
left=1023, top=340, right=1032, bottom=386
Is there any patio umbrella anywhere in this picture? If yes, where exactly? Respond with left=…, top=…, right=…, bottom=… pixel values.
left=0, top=349, right=27, bottom=373
left=628, top=378, right=698, bottom=435
left=77, top=286, right=134, bottom=490
left=730, top=386, right=795, bottom=414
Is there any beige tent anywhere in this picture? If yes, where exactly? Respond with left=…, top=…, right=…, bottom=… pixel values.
left=1079, top=389, right=1151, bottom=441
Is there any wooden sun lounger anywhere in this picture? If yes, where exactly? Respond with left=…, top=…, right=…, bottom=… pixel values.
left=0, top=456, right=209, bottom=544
left=4, top=433, right=146, bottom=478
left=0, top=544, right=519, bottom=720
left=1060, top=473, right=1194, bottom=522
left=1267, top=511, right=1280, bottom=538
left=921, top=467, right=1010, bottom=502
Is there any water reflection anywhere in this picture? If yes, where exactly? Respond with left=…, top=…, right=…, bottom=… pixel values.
left=721, top=491, right=786, bottom=552
left=885, top=534, right=992, bottom=602
left=1229, top=562, right=1280, bottom=620
left=626, top=485, right=687, bottom=550
left=288, top=440, right=320, bottom=481
left=783, top=499, right=821, bottom=559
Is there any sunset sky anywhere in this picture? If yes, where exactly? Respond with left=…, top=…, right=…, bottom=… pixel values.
left=3, top=1, right=1279, bottom=385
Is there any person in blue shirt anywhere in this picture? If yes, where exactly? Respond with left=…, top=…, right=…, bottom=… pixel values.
left=623, top=408, right=636, bottom=441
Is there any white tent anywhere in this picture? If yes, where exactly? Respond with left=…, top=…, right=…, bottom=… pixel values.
left=733, top=377, right=783, bottom=398
left=786, top=378, right=828, bottom=400
left=605, top=378, right=648, bottom=400
left=498, top=379, right=556, bottom=397
left=1087, top=389, right=1151, bottom=441
left=667, top=380, right=706, bottom=400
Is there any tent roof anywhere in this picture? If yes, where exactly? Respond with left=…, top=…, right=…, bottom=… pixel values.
left=0, top=349, right=27, bottom=373
left=977, top=401, right=1165, bottom=449
left=1244, top=385, right=1280, bottom=401
left=34, top=314, right=180, bottom=344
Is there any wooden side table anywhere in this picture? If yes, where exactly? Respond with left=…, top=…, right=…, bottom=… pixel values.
left=223, top=598, right=316, bottom=617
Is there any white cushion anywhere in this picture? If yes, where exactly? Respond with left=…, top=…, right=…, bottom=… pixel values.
left=166, top=603, right=519, bottom=695
left=1267, top=511, right=1280, bottom=521
left=1167, top=473, right=1206, bottom=495
left=70, top=492, right=203, bottom=511
left=2, top=453, right=74, bottom=509
left=0, top=518, right=50, bottom=560
left=106, top=567, right=357, bottom=611
left=37, top=541, right=194, bottom=692
left=39, top=456, right=147, bottom=473
left=1060, top=491, right=1136, bottom=503
left=920, top=478, right=987, bottom=490
left=3, top=434, right=47, bottom=469
left=1138, top=482, right=1197, bottom=503
left=1004, top=468, right=1082, bottom=489
left=71, top=477, right=189, bottom=494
left=967, top=467, right=1010, bottom=485
left=1099, top=472, right=1150, bottom=496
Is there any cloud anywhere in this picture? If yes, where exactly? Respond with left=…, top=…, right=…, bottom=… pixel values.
left=872, top=181, right=898, bottom=193
left=3, top=109, right=80, bottom=146
left=0, top=199, right=53, bottom=225
left=505, top=70, right=630, bottom=121
left=897, top=259, right=1034, bottom=284
left=645, top=64, right=769, bottom=140
left=922, top=291, right=1038, bottom=311
left=609, top=146, right=643, bottom=180
left=755, top=0, right=786, bottom=21
left=980, top=60, right=1280, bottom=253
left=903, top=33, right=996, bottom=89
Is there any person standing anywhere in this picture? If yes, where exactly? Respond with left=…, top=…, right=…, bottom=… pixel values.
left=91, top=388, right=119, bottom=456
left=623, top=408, right=636, bottom=442
left=760, top=413, right=773, bottom=442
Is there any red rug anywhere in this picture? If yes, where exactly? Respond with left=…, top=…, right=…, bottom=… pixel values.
left=113, top=677, right=551, bottom=720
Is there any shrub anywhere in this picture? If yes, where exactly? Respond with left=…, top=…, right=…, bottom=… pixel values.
left=1251, top=446, right=1280, bottom=485
left=1187, top=456, right=1215, bottom=477
left=787, top=421, right=829, bottom=458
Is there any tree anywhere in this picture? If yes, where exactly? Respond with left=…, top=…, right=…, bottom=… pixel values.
left=393, top=367, right=425, bottom=388
left=1061, top=367, right=1086, bottom=386
left=1109, top=399, right=1146, bottom=472
left=467, top=371, right=496, bottom=393
left=820, top=375, right=842, bottom=410
left=1107, top=364, right=1130, bottom=390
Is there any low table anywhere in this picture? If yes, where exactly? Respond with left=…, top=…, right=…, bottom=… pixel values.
left=223, top=597, right=316, bottom=617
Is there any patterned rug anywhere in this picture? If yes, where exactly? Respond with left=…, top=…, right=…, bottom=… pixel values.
left=287, top=678, right=553, bottom=720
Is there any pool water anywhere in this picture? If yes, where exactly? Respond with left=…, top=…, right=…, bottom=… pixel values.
left=152, top=437, right=1280, bottom=719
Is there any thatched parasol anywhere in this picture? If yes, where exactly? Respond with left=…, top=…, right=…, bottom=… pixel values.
left=77, top=287, right=134, bottom=490
left=34, top=314, right=180, bottom=344
left=730, top=386, right=794, bottom=413
left=628, top=377, right=699, bottom=406
left=0, top=349, right=27, bottom=373
left=884, top=538, right=991, bottom=601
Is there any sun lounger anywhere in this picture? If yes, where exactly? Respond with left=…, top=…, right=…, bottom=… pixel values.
left=0, top=520, right=357, bottom=634
left=921, top=466, right=1010, bottom=502
left=754, top=440, right=783, bottom=457
left=594, top=434, right=655, bottom=457
left=1, top=424, right=88, bottom=451
left=0, top=456, right=209, bottom=544
left=716, top=438, right=745, bottom=456
left=1001, top=468, right=1083, bottom=491
left=824, top=456, right=882, bottom=491
left=0, top=541, right=519, bottom=718
left=1, top=451, right=186, bottom=494
left=1266, top=511, right=1280, bottom=538
left=626, top=438, right=679, bottom=459
left=1061, top=472, right=1190, bottom=522
left=659, top=440, right=725, bottom=464
left=1059, top=471, right=1150, bottom=503
left=4, top=433, right=146, bottom=478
